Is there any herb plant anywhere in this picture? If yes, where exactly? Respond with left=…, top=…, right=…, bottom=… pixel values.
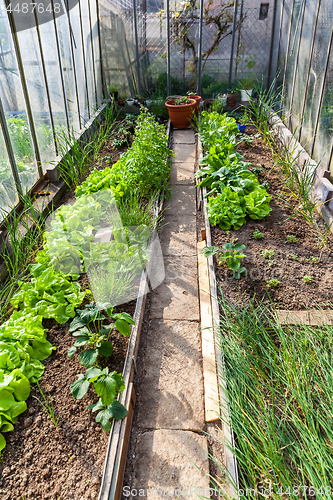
left=266, top=279, right=280, bottom=288
left=286, top=234, right=297, bottom=243
left=201, top=241, right=246, bottom=279
left=302, top=275, right=313, bottom=284
left=252, top=229, right=264, bottom=239
left=260, top=249, right=275, bottom=260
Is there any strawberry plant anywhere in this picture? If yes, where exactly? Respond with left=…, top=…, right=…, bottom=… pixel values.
left=68, top=302, right=135, bottom=367
left=71, top=367, right=127, bottom=431
left=201, top=241, right=246, bottom=279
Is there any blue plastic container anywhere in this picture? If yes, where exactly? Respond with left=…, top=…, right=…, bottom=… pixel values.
left=237, top=123, right=247, bottom=133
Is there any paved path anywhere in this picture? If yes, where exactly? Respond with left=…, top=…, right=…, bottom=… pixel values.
left=125, top=128, right=211, bottom=498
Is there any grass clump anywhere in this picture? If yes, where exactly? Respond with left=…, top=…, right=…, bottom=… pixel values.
left=216, top=297, right=333, bottom=496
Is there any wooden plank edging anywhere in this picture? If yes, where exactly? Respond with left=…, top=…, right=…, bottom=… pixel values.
left=197, top=239, right=220, bottom=423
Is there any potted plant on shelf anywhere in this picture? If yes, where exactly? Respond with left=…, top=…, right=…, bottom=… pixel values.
left=165, top=96, right=196, bottom=129
left=135, top=94, right=144, bottom=104
left=227, top=87, right=239, bottom=107
left=126, top=97, right=135, bottom=107
left=237, top=109, right=251, bottom=133
left=118, top=93, right=126, bottom=106
left=109, top=84, right=118, bottom=102
left=238, top=76, right=255, bottom=103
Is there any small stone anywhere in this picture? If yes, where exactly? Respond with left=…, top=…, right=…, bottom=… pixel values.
left=28, top=407, right=35, bottom=415
left=43, top=467, right=52, bottom=479
left=35, top=415, right=42, bottom=425
left=24, top=417, right=33, bottom=428
left=1, top=467, right=10, bottom=477
left=75, top=424, right=85, bottom=432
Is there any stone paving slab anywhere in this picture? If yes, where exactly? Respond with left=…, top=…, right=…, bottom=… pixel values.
left=171, top=144, right=196, bottom=163
left=169, top=162, right=195, bottom=185
left=173, top=129, right=196, bottom=144
left=160, top=215, right=197, bottom=256
left=166, top=185, right=196, bottom=216
left=128, top=429, right=210, bottom=497
left=137, top=320, right=205, bottom=430
left=150, top=255, right=199, bottom=321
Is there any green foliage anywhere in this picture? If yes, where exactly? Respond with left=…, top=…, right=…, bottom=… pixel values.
left=305, top=256, right=318, bottom=264
left=201, top=241, right=246, bottom=279
left=75, top=110, right=172, bottom=200
left=260, top=248, right=275, bottom=261
left=252, top=229, right=264, bottom=240
left=68, top=302, right=135, bottom=367
left=207, top=188, right=247, bottom=230
left=198, top=111, right=272, bottom=230
left=286, top=234, right=297, bottom=243
left=289, top=253, right=298, bottom=261
left=217, top=241, right=247, bottom=279
left=217, top=298, right=333, bottom=493
left=33, top=380, right=59, bottom=426
left=11, top=250, right=85, bottom=324
left=266, top=278, right=280, bottom=288
left=302, top=275, right=313, bottom=284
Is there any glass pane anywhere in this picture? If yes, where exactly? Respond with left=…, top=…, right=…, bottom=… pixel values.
left=0, top=125, right=19, bottom=219
left=70, top=2, right=90, bottom=124
left=81, top=0, right=97, bottom=114
left=289, top=0, right=318, bottom=133
left=15, top=23, right=56, bottom=168
left=301, top=0, right=332, bottom=152
left=0, top=7, right=39, bottom=190
left=89, top=0, right=103, bottom=106
left=55, top=11, right=81, bottom=133
left=35, top=17, right=68, bottom=138
left=277, top=0, right=294, bottom=88
left=283, top=0, right=304, bottom=118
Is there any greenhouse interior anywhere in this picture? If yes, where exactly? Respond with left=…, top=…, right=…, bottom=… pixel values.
left=0, top=0, right=333, bottom=498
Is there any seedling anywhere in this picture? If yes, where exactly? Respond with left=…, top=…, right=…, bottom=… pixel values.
left=305, top=256, right=318, bottom=264
left=252, top=229, right=264, bottom=240
left=201, top=241, right=247, bottom=279
left=267, top=260, right=276, bottom=267
left=33, top=381, right=60, bottom=427
left=289, top=253, right=298, bottom=261
left=302, top=275, right=313, bottom=284
left=286, top=234, right=297, bottom=243
left=266, top=279, right=280, bottom=288
left=252, top=166, right=263, bottom=176
left=261, top=180, right=270, bottom=190
left=260, top=249, right=275, bottom=260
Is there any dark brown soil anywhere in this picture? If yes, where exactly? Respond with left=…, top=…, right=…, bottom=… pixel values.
left=0, top=299, right=136, bottom=500
left=208, top=126, right=333, bottom=310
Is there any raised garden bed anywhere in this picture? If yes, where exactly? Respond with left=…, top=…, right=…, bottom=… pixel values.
left=0, top=111, right=171, bottom=500
left=211, top=126, right=333, bottom=310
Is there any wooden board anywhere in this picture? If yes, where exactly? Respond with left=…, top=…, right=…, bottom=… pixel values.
left=197, top=239, right=220, bottom=423
left=276, top=310, right=333, bottom=326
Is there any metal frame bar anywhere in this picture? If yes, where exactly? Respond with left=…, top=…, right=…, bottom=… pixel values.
left=78, top=0, right=91, bottom=119
left=311, top=25, right=333, bottom=159
left=4, top=2, right=43, bottom=178
left=51, top=0, right=71, bottom=134
left=133, top=0, right=142, bottom=95
left=228, top=0, right=239, bottom=88
left=297, top=0, right=322, bottom=142
left=196, top=0, right=204, bottom=96
left=234, top=0, right=244, bottom=83
left=0, top=96, right=22, bottom=194
left=87, top=0, right=98, bottom=107
left=33, top=9, right=59, bottom=155
left=166, top=0, right=171, bottom=96
left=287, top=0, right=306, bottom=129
left=267, top=0, right=280, bottom=89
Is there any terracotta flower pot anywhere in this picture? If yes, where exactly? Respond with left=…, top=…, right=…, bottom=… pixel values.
left=118, top=98, right=125, bottom=106
left=190, top=95, right=202, bottom=113
left=227, top=93, right=238, bottom=107
left=165, top=99, right=196, bottom=129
